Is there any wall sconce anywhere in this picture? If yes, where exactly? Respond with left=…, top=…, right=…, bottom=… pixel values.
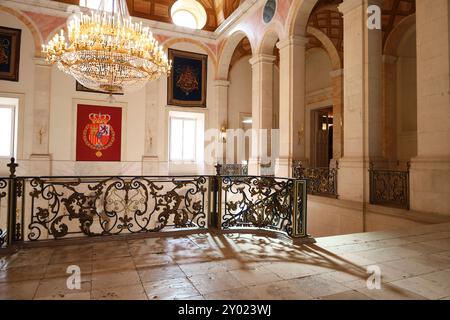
left=38, top=127, right=46, bottom=145
left=220, top=125, right=227, bottom=143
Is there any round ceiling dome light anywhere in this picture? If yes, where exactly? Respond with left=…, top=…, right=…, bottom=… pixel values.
left=171, top=0, right=207, bottom=29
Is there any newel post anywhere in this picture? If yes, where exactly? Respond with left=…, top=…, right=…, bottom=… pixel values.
left=6, top=158, right=18, bottom=246
left=208, top=163, right=222, bottom=231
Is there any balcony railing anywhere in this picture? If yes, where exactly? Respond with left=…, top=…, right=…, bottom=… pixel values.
left=0, top=159, right=309, bottom=248
left=369, top=163, right=410, bottom=210
left=221, top=164, right=248, bottom=176
left=292, top=161, right=338, bottom=198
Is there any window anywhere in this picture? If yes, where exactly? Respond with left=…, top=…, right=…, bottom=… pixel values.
left=169, top=111, right=204, bottom=163
left=0, top=102, right=17, bottom=159
left=79, top=0, right=113, bottom=12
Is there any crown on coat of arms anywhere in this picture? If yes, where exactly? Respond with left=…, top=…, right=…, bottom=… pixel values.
left=88, top=113, right=111, bottom=124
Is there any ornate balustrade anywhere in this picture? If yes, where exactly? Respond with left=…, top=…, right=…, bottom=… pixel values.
left=220, top=176, right=307, bottom=237
left=369, top=163, right=410, bottom=209
left=221, top=164, right=248, bottom=176
left=0, top=177, right=9, bottom=247
left=292, top=162, right=338, bottom=198
left=0, top=159, right=310, bottom=248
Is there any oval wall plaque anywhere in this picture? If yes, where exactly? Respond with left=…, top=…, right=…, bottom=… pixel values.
left=263, top=0, right=277, bottom=24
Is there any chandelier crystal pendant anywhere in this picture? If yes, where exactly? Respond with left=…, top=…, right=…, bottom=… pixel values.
left=42, top=0, right=172, bottom=95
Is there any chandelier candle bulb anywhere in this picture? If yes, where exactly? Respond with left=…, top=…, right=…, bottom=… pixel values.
left=43, top=0, right=171, bottom=94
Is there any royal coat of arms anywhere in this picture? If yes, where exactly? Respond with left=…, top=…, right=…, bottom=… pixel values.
left=83, top=113, right=115, bottom=158
left=76, top=105, right=122, bottom=162
left=167, top=49, right=207, bottom=108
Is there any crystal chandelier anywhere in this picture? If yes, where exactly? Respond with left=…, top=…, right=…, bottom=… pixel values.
left=42, top=0, right=172, bottom=95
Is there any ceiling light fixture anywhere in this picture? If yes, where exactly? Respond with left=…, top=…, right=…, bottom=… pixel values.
left=171, top=0, right=207, bottom=30
left=42, top=0, right=172, bottom=96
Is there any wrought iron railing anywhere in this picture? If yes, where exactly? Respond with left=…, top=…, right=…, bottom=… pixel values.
left=369, top=163, right=410, bottom=210
left=292, top=162, right=338, bottom=197
left=0, top=159, right=309, bottom=248
left=221, top=164, right=248, bottom=176
left=220, top=176, right=307, bottom=237
left=0, top=177, right=9, bottom=247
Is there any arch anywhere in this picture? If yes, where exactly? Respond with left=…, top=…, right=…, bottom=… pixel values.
left=258, top=24, right=283, bottom=55
left=307, top=26, right=341, bottom=70
left=286, top=0, right=321, bottom=37
left=217, top=30, right=254, bottom=80
left=161, top=37, right=218, bottom=70
left=0, top=5, right=43, bottom=57
left=384, top=14, right=416, bottom=56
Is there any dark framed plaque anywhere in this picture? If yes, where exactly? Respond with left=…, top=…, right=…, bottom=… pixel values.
left=0, top=26, right=21, bottom=82
left=167, top=49, right=207, bottom=108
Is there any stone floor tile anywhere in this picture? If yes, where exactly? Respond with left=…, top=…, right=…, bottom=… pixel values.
left=356, top=284, right=428, bottom=300
left=0, top=280, right=40, bottom=300
left=92, top=284, right=148, bottom=300
left=289, top=275, right=350, bottom=298
left=229, top=266, right=282, bottom=286
left=189, top=271, right=245, bottom=295
left=0, top=264, right=47, bottom=283
left=391, top=276, right=450, bottom=300
left=143, top=277, right=200, bottom=300
left=34, top=276, right=91, bottom=299
left=316, top=290, right=372, bottom=300
left=246, top=281, right=313, bottom=300
left=91, top=270, right=141, bottom=290
left=137, top=264, right=185, bottom=283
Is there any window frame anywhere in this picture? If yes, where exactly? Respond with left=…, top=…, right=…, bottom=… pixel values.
left=0, top=104, right=17, bottom=159
left=169, top=115, right=197, bottom=163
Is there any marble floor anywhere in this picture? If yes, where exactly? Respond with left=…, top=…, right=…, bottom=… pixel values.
left=1, top=223, right=450, bottom=300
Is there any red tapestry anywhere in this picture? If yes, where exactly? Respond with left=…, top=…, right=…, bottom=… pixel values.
left=76, top=104, right=122, bottom=161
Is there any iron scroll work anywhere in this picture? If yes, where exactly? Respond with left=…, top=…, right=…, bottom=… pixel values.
left=0, top=159, right=309, bottom=247
left=369, top=163, right=410, bottom=209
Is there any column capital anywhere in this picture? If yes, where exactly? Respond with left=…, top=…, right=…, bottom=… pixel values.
left=213, top=79, right=230, bottom=87
left=276, top=36, right=309, bottom=51
left=249, top=54, right=276, bottom=66
left=338, top=0, right=382, bottom=15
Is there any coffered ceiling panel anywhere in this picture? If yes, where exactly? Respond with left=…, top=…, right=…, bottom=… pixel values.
left=52, top=0, right=242, bottom=31
left=307, top=0, right=416, bottom=62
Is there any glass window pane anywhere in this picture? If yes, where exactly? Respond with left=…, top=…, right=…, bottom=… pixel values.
left=0, top=107, right=13, bottom=157
left=182, top=119, right=196, bottom=161
left=170, top=118, right=183, bottom=161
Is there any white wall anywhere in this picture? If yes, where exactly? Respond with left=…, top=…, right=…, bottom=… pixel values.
left=0, top=12, right=35, bottom=175
left=228, top=56, right=252, bottom=130
left=0, top=12, right=218, bottom=176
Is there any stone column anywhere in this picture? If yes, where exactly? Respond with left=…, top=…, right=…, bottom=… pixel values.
left=410, top=0, right=450, bottom=215
left=337, top=0, right=383, bottom=202
left=142, top=80, right=160, bottom=175
left=382, top=54, right=398, bottom=165
left=30, top=58, right=52, bottom=175
left=330, top=68, right=344, bottom=161
left=275, top=36, right=308, bottom=177
left=213, top=79, right=229, bottom=166
left=248, top=54, right=276, bottom=175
